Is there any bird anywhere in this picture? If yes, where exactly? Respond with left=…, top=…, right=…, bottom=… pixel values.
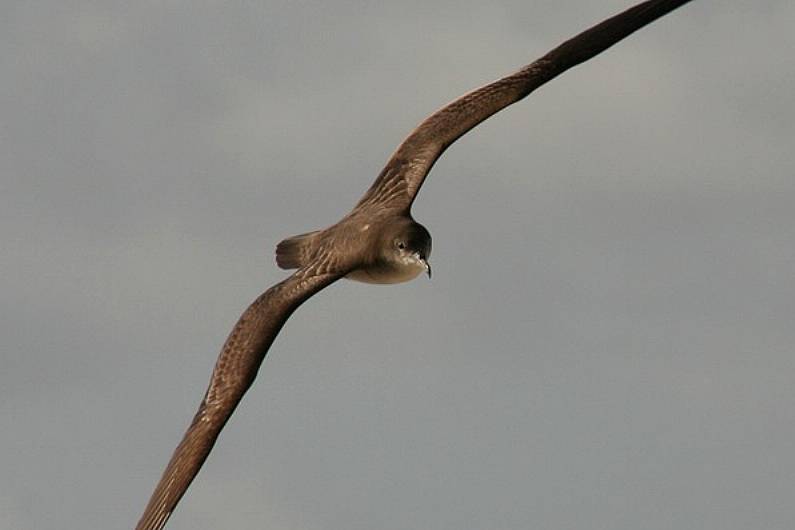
left=135, top=1, right=694, bottom=528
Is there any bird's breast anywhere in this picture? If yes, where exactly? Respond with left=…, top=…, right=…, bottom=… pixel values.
left=345, top=260, right=425, bottom=284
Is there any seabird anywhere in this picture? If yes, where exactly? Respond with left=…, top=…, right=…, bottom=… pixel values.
left=135, top=1, right=694, bottom=528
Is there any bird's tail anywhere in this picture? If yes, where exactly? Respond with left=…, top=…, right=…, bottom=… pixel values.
left=275, top=230, right=320, bottom=269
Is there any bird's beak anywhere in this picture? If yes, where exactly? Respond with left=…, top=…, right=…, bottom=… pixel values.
left=422, top=258, right=431, bottom=279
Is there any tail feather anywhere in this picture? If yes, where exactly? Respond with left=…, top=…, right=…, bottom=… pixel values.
left=275, top=230, right=319, bottom=269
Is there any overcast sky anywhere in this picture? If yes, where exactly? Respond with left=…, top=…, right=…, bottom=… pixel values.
left=3, top=1, right=795, bottom=529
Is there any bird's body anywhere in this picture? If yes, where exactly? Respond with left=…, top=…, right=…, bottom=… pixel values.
left=275, top=213, right=432, bottom=283
left=135, top=1, right=695, bottom=529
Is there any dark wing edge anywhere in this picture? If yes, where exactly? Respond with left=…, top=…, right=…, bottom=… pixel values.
left=354, top=0, right=694, bottom=213
left=135, top=270, right=343, bottom=530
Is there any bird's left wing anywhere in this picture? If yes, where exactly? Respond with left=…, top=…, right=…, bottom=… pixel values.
left=135, top=269, right=343, bottom=530
left=353, top=0, right=693, bottom=214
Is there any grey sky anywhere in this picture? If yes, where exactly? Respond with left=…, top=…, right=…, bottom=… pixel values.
left=2, top=1, right=795, bottom=529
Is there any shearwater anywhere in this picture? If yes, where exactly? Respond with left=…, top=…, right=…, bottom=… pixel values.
left=136, top=2, right=695, bottom=528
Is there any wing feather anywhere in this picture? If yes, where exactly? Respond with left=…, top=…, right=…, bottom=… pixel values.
left=354, top=0, right=693, bottom=213
left=135, top=270, right=342, bottom=530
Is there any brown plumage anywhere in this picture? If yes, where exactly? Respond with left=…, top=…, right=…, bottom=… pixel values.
left=135, top=1, right=694, bottom=528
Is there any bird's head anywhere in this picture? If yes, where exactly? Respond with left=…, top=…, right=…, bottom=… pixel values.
left=381, top=218, right=432, bottom=278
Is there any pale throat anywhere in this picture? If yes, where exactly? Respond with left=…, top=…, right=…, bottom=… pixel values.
left=345, top=254, right=426, bottom=284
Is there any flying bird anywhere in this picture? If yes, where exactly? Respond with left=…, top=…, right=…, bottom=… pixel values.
left=135, top=1, right=694, bottom=528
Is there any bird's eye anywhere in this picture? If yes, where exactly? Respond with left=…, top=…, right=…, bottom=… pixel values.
left=397, top=242, right=406, bottom=250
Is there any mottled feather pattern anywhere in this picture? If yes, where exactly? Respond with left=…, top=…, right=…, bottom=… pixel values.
left=135, top=271, right=342, bottom=530
left=355, top=0, right=691, bottom=214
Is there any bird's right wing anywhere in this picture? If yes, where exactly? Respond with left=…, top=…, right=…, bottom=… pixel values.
left=353, top=0, right=693, bottom=214
left=135, top=269, right=342, bottom=530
